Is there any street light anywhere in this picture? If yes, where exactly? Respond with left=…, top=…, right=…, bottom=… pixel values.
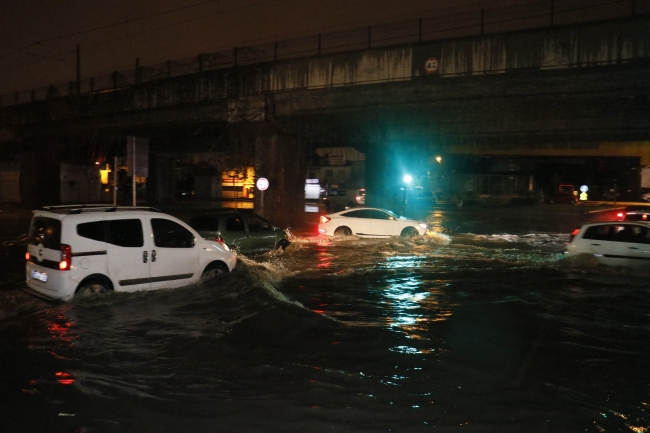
left=403, top=174, right=412, bottom=184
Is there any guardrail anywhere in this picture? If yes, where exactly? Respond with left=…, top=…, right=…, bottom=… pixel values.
left=1, top=0, right=648, bottom=107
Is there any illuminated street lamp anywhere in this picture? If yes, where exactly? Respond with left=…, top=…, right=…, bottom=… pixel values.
left=403, top=174, right=412, bottom=184
left=436, top=156, right=442, bottom=163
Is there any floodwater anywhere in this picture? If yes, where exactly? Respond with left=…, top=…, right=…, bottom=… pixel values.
left=1, top=205, right=649, bottom=433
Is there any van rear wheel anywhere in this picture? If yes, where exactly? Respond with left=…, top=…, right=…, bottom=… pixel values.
left=76, top=280, right=111, bottom=297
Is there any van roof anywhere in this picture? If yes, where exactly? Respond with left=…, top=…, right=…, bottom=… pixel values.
left=37, top=205, right=162, bottom=215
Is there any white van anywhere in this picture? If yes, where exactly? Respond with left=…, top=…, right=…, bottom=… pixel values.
left=25, top=205, right=237, bottom=302
left=322, top=188, right=365, bottom=210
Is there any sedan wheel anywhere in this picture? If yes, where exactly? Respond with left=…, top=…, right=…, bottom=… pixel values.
left=334, top=226, right=352, bottom=236
left=400, top=227, right=419, bottom=237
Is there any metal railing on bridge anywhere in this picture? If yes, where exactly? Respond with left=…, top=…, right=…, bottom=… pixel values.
left=2, top=0, right=649, bottom=107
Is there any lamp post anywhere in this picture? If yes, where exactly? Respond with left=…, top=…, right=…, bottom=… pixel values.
left=403, top=174, right=412, bottom=215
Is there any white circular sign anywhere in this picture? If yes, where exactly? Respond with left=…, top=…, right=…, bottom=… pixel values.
left=256, top=177, right=269, bottom=191
left=424, top=58, right=439, bottom=74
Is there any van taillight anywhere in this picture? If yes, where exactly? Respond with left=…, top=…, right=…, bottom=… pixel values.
left=568, top=228, right=581, bottom=243
left=59, top=244, right=72, bottom=271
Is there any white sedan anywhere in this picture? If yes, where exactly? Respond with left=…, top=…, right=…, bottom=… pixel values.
left=318, top=207, right=428, bottom=238
left=566, top=221, right=650, bottom=269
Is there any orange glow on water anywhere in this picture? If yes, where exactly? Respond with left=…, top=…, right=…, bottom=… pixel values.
left=55, top=371, right=75, bottom=385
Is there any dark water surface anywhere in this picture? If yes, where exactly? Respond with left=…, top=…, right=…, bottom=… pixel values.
left=1, top=205, right=649, bottom=432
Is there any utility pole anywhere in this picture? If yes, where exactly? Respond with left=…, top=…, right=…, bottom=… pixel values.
left=76, top=44, right=81, bottom=94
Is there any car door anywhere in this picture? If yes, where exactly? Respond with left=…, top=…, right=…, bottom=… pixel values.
left=611, top=224, right=650, bottom=269
left=244, top=215, right=277, bottom=253
left=367, top=209, right=398, bottom=237
left=223, top=215, right=248, bottom=252
left=105, top=216, right=151, bottom=292
left=339, top=209, right=373, bottom=236
left=147, top=216, right=200, bottom=289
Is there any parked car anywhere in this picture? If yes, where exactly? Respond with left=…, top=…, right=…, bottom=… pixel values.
left=615, top=205, right=650, bottom=221
left=25, top=205, right=236, bottom=302
left=566, top=221, right=650, bottom=269
left=318, top=207, right=428, bottom=238
left=188, top=210, right=290, bottom=254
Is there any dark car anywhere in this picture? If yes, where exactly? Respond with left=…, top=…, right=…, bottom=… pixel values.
left=188, top=211, right=290, bottom=255
left=616, top=205, right=650, bottom=222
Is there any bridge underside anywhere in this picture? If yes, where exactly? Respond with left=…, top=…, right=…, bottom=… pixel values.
left=2, top=61, right=650, bottom=220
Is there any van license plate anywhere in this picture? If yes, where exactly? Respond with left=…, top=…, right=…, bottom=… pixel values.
left=32, top=270, right=48, bottom=282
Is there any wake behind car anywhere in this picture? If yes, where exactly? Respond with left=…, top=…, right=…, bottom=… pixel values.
left=566, top=221, right=650, bottom=269
left=25, top=205, right=236, bottom=302
left=318, top=207, right=427, bottom=237
left=188, top=210, right=290, bottom=254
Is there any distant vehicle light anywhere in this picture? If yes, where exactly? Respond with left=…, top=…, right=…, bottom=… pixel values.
left=319, top=216, right=331, bottom=224
left=25, top=252, right=30, bottom=261
left=616, top=212, right=624, bottom=220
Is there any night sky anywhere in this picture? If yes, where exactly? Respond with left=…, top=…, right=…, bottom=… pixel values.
left=0, top=0, right=530, bottom=95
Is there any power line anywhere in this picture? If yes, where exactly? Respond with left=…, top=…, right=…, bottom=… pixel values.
left=0, top=0, right=280, bottom=61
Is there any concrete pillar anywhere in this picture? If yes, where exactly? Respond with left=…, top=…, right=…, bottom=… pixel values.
left=253, top=124, right=305, bottom=229
left=20, top=145, right=61, bottom=208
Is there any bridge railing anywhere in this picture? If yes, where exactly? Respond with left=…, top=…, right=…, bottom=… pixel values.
left=2, top=0, right=648, bottom=107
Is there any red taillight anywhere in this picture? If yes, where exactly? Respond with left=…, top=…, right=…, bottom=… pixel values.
left=568, top=228, right=581, bottom=243
left=59, top=244, right=72, bottom=271
left=213, top=236, right=225, bottom=244
left=319, top=216, right=331, bottom=224
left=25, top=252, right=30, bottom=261
left=616, top=212, right=624, bottom=220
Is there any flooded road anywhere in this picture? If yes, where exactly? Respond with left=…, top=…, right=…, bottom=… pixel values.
left=1, top=205, right=649, bottom=432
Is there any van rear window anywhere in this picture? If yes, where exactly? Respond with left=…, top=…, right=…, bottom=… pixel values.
left=30, top=217, right=61, bottom=249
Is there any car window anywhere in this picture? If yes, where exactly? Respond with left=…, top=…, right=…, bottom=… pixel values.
left=30, top=217, right=61, bottom=249
left=247, top=215, right=272, bottom=232
left=189, top=215, right=220, bottom=231
left=341, top=210, right=369, bottom=218
left=151, top=218, right=195, bottom=248
left=77, top=221, right=106, bottom=242
left=367, top=210, right=391, bottom=220
left=226, top=216, right=245, bottom=232
left=618, top=225, right=650, bottom=243
left=583, top=224, right=650, bottom=243
left=107, top=219, right=144, bottom=247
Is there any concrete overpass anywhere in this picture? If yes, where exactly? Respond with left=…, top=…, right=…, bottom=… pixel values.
left=1, top=11, right=650, bottom=223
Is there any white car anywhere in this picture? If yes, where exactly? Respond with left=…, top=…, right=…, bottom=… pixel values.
left=318, top=207, right=428, bottom=238
left=566, top=221, right=650, bottom=269
left=25, top=205, right=237, bottom=302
